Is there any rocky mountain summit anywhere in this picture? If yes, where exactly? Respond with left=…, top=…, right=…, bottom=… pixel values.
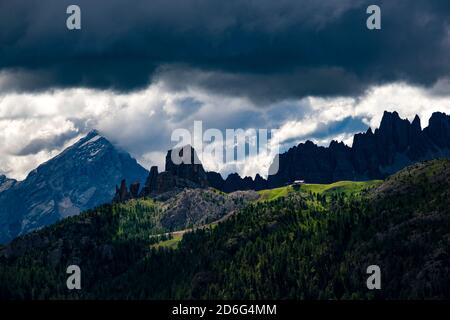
left=114, top=111, right=450, bottom=196
left=113, top=145, right=210, bottom=202
left=268, top=111, right=450, bottom=185
left=207, top=172, right=268, bottom=192
left=1, top=159, right=448, bottom=299
left=0, top=175, right=16, bottom=194
left=0, top=130, right=148, bottom=243
left=2, top=111, right=450, bottom=244
left=112, top=144, right=260, bottom=231
left=207, top=111, right=450, bottom=190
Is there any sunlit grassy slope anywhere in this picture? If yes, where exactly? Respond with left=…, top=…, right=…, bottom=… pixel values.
left=151, top=233, right=183, bottom=249
left=1, top=160, right=449, bottom=299
left=257, top=180, right=382, bottom=201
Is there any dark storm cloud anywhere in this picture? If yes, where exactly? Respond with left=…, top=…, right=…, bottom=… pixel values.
left=1, top=0, right=450, bottom=101
left=310, top=116, right=368, bottom=140
left=155, top=65, right=365, bottom=104
left=278, top=116, right=368, bottom=148
left=15, top=129, right=79, bottom=156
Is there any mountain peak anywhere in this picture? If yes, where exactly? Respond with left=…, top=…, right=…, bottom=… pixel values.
left=165, top=145, right=209, bottom=187
left=428, top=111, right=449, bottom=124
left=87, top=128, right=100, bottom=136
left=48, top=131, right=111, bottom=166
left=411, top=114, right=421, bottom=131
left=166, top=145, right=202, bottom=170
left=77, top=129, right=105, bottom=145
left=380, top=110, right=401, bottom=128
left=382, top=110, right=400, bottom=117
left=424, top=112, right=450, bottom=149
left=0, top=130, right=148, bottom=243
left=268, top=111, right=450, bottom=186
left=329, top=140, right=343, bottom=149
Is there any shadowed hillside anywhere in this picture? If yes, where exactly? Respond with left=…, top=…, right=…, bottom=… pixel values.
left=0, top=159, right=449, bottom=299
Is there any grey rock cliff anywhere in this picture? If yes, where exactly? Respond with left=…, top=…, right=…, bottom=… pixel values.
left=138, top=145, right=210, bottom=198
left=267, top=111, right=450, bottom=186
left=0, top=175, right=16, bottom=194
left=0, top=130, right=148, bottom=243
left=205, top=111, right=450, bottom=191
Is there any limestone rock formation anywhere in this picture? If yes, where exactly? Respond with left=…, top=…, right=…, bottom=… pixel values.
left=204, top=111, right=450, bottom=191
left=138, top=145, right=210, bottom=197
left=0, top=130, right=148, bottom=243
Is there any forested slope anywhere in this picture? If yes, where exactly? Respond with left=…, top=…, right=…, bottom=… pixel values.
left=0, top=159, right=449, bottom=299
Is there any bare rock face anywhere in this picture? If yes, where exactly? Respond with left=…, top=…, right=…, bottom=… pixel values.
left=135, top=111, right=450, bottom=196
left=129, top=182, right=140, bottom=198
left=206, top=171, right=224, bottom=190
left=267, top=111, right=450, bottom=186
left=254, top=174, right=268, bottom=190
left=113, top=180, right=130, bottom=203
left=222, top=173, right=252, bottom=192
left=140, top=166, right=158, bottom=196
left=159, top=188, right=259, bottom=230
left=165, top=145, right=209, bottom=188
left=206, top=172, right=268, bottom=193
left=0, top=130, right=148, bottom=244
left=423, top=112, right=450, bottom=150
left=0, top=175, right=16, bottom=194
left=138, top=145, right=211, bottom=197
left=113, top=180, right=141, bottom=202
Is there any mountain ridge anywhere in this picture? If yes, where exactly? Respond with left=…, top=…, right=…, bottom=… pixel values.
left=208, top=111, right=450, bottom=191
left=1, top=111, right=449, bottom=243
left=0, top=130, right=148, bottom=243
left=0, top=175, right=16, bottom=194
left=111, top=111, right=450, bottom=198
left=1, top=159, right=448, bottom=299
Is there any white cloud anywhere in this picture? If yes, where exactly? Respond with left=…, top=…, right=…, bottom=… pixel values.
left=1, top=78, right=450, bottom=180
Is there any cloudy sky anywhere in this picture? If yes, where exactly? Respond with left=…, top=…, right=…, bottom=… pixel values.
left=1, top=0, right=450, bottom=180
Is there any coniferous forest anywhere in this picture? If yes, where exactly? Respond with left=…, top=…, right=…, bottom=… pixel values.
left=0, top=159, right=449, bottom=299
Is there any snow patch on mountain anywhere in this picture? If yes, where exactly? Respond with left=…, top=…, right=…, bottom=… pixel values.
left=80, top=135, right=102, bottom=148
